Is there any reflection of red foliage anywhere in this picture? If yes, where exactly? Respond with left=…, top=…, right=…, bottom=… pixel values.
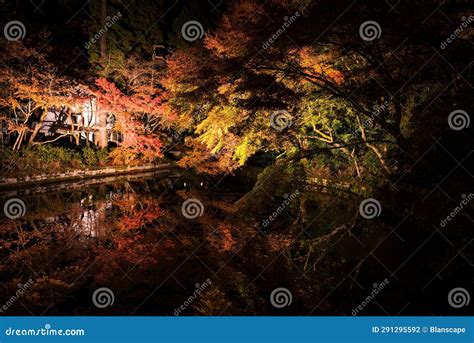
left=93, top=237, right=160, bottom=284
left=119, top=215, right=143, bottom=231
left=267, top=234, right=293, bottom=252
left=162, top=239, right=176, bottom=249
left=207, top=225, right=236, bottom=252
left=91, top=197, right=165, bottom=283
left=115, top=198, right=162, bottom=231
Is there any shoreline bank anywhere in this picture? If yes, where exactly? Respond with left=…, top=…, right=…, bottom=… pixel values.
left=0, top=164, right=176, bottom=191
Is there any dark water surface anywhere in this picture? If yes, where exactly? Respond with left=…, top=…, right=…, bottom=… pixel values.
left=0, top=171, right=472, bottom=315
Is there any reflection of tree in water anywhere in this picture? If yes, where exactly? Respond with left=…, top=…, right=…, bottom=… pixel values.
left=0, top=184, right=372, bottom=315
left=0, top=176, right=472, bottom=315
left=71, top=195, right=110, bottom=238
left=68, top=188, right=162, bottom=238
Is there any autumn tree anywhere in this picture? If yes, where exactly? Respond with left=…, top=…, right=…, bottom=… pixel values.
left=164, top=0, right=469, bottom=179
left=93, top=57, right=175, bottom=164
left=0, top=44, right=79, bottom=150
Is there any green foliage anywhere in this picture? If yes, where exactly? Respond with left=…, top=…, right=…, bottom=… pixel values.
left=96, top=148, right=110, bottom=165
left=0, top=146, right=112, bottom=177
left=87, top=0, right=165, bottom=66
left=234, top=134, right=261, bottom=166
left=82, top=146, right=99, bottom=167
left=32, top=145, right=84, bottom=169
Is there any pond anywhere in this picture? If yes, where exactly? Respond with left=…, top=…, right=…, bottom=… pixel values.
left=0, top=170, right=472, bottom=315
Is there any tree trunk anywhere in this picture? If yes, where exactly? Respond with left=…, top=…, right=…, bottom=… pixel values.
left=13, top=128, right=26, bottom=150
left=100, top=0, right=107, bottom=62
left=28, top=111, right=48, bottom=145
left=356, top=116, right=390, bottom=174
left=97, top=111, right=108, bottom=148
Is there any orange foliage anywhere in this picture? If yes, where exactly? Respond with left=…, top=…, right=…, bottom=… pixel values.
left=295, top=47, right=344, bottom=85
left=162, top=49, right=211, bottom=91
left=207, top=224, right=237, bottom=252
left=178, top=138, right=241, bottom=175
left=94, top=78, right=168, bottom=164
left=95, top=78, right=168, bottom=117
left=267, top=233, right=293, bottom=252
left=115, top=197, right=163, bottom=231
left=204, top=1, right=260, bottom=58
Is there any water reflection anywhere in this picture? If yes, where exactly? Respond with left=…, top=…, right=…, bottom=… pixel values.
left=0, top=174, right=472, bottom=316
left=72, top=195, right=110, bottom=238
